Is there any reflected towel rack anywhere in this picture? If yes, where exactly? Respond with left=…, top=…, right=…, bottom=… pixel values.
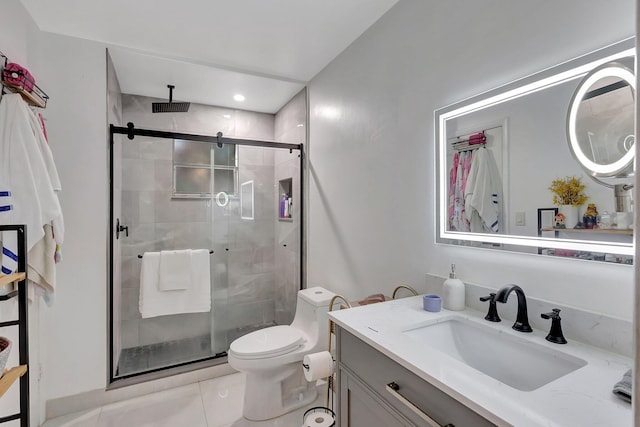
left=0, top=50, right=49, bottom=108
left=449, top=125, right=503, bottom=152
left=137, top=250, right=214, bottom=259
left=451, top=130, right=486, bottom=152
left=452, top=140, right=486, bottom=152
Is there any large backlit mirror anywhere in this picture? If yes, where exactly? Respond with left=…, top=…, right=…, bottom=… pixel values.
left=436, top=38, right=635, bottom=263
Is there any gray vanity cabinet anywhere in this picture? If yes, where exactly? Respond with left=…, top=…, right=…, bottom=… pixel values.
left=336, top=326, right=497, bottom=427
left=340, top=371, right=415, bottom=427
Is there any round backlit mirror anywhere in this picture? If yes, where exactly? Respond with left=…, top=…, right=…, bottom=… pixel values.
left=567, top=60, right=635, bottom=178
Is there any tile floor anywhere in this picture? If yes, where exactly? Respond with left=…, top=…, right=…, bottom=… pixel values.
left=116, top=323, right=278, bottom=377
left=42, top=373, right=329, bottom=427
left=117, top=335, right=216, bottom=376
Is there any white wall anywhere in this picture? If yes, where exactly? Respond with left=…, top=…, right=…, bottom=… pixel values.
left=0, top=0, right=38, bottom=64
left=0, top=2, right=48, bottom=424
left=35, top=32, right=108, bottom=402
left=307, top=0, right=635, bottom=319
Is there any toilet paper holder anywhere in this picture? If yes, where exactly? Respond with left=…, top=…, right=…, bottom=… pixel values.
left=302, top=357, right=334, bottom=372
left=302, top=351, right=335, bottom=381
left=299, top=294, right=350, bottom=427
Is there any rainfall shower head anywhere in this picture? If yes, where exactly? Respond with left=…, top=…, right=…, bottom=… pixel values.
left=152, top=85, right=190, bottom=113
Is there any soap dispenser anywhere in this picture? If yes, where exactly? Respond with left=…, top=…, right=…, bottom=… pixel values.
left=443, top=264, right=465, bottom=311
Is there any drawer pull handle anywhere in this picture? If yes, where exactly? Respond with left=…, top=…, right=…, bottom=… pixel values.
left=386, top=382, right=454, bottom=427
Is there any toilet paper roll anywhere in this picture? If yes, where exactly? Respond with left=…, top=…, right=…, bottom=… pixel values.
left=303, top=411, right=334, bottom=427
left=302, top=351, right=334, bottom=382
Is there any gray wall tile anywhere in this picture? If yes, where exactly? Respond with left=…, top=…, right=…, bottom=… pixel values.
left=235, top=110, right=275, bottom=140
left=121, top=319, right=140, bottom=350
left=118, top=94, right=299, bottom=354
left=273, top=88, right=306, bottom=325
left=138, top=313, right=211, bottom=346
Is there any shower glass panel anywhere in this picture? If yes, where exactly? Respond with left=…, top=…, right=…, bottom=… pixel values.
left=110, top=129, right=302, bottom=382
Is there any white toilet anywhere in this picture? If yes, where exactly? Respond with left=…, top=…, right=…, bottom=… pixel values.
left=227, top=286, right=336, bottom=421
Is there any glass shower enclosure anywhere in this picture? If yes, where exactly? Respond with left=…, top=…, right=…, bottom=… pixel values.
left=108, top=123, right=302, bottom=384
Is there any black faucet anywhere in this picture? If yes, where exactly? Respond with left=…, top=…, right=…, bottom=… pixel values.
left=541, top=308, right=567, bottom=344
left=479, top=293, right=501, bottom=322
left=495, top=284, right=532, bottom=332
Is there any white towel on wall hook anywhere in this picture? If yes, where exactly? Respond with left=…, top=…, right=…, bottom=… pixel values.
left=0, top=94, right=62, bottom=250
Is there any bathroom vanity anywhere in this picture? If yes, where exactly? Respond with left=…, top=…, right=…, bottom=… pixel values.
left=337, top=327, right=496, bottom=426
left=329, top=296, right=631, bottom=427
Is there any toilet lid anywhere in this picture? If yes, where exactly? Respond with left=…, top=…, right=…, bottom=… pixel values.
left=230, top=325, right=305, bottom=359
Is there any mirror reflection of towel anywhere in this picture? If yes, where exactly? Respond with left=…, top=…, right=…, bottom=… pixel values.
left=469, top=132, right=486, bottom=145
left=464, top=148, right=503, bottom=233
left=612, top=369, right=632, bottom=403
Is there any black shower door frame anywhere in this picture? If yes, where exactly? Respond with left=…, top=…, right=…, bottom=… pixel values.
left=107, top=122, right=304, bottom=387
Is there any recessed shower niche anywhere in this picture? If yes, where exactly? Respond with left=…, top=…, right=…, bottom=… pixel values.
left=278, top=178, right=293, bottom=221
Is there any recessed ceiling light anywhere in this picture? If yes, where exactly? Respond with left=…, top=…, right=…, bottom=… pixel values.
left=223, top=114, right=231, bottom=119
left=297, top=123, right=304, bottom=127
left=233, top=94, right=245, bottom=102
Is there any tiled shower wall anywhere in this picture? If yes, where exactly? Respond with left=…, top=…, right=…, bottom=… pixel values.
left=118, top=94, right=281, bottom=352
left=273, top=89, right=306, bottom=325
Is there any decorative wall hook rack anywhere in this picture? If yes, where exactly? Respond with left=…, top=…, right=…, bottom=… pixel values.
left=451, top=130, right=487, bottom=152
left=0, top=50, right=49, bottom=108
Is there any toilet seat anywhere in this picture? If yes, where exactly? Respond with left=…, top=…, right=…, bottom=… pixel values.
left=230, top=325, right=305, bottom=360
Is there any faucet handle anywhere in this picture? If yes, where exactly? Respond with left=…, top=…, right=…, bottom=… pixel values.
left=541, top=308, right=562, bottom=320
left=540, top=308, right=567, bottom=344
left=479, top=293, right=501, bottom=322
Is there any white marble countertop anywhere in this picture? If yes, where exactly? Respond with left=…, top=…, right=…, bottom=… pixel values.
left=328, top=295, right=632, bottom=427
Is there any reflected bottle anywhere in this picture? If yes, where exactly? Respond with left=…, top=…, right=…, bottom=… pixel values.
left=599, top=211, right=611, bottom=229
left=280, top=194, right=287, bottom=218
left=282, top=193, right=289, bottom=219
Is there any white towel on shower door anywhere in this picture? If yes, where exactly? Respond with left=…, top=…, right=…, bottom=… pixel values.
left=139, top=250, right=211, bottom=318
left=158, top=249, right=191, bottom=290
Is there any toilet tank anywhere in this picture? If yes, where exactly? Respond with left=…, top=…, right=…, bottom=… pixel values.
left=291, top=286, right=337, bottom=351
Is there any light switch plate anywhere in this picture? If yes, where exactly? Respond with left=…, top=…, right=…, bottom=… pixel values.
left=515, top=212, right=526, bottom=226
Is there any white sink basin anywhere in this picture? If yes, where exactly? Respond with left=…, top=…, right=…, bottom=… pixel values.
left=403, top=317, right=587, bottom=391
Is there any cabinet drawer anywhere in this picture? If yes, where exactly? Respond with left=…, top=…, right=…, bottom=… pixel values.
left=338, top=328, right=497, bottom=427
left=340, top=369, right=415, bottom=427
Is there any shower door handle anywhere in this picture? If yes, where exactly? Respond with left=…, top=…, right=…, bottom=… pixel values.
left=116, top=218, right=129, bottom=239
